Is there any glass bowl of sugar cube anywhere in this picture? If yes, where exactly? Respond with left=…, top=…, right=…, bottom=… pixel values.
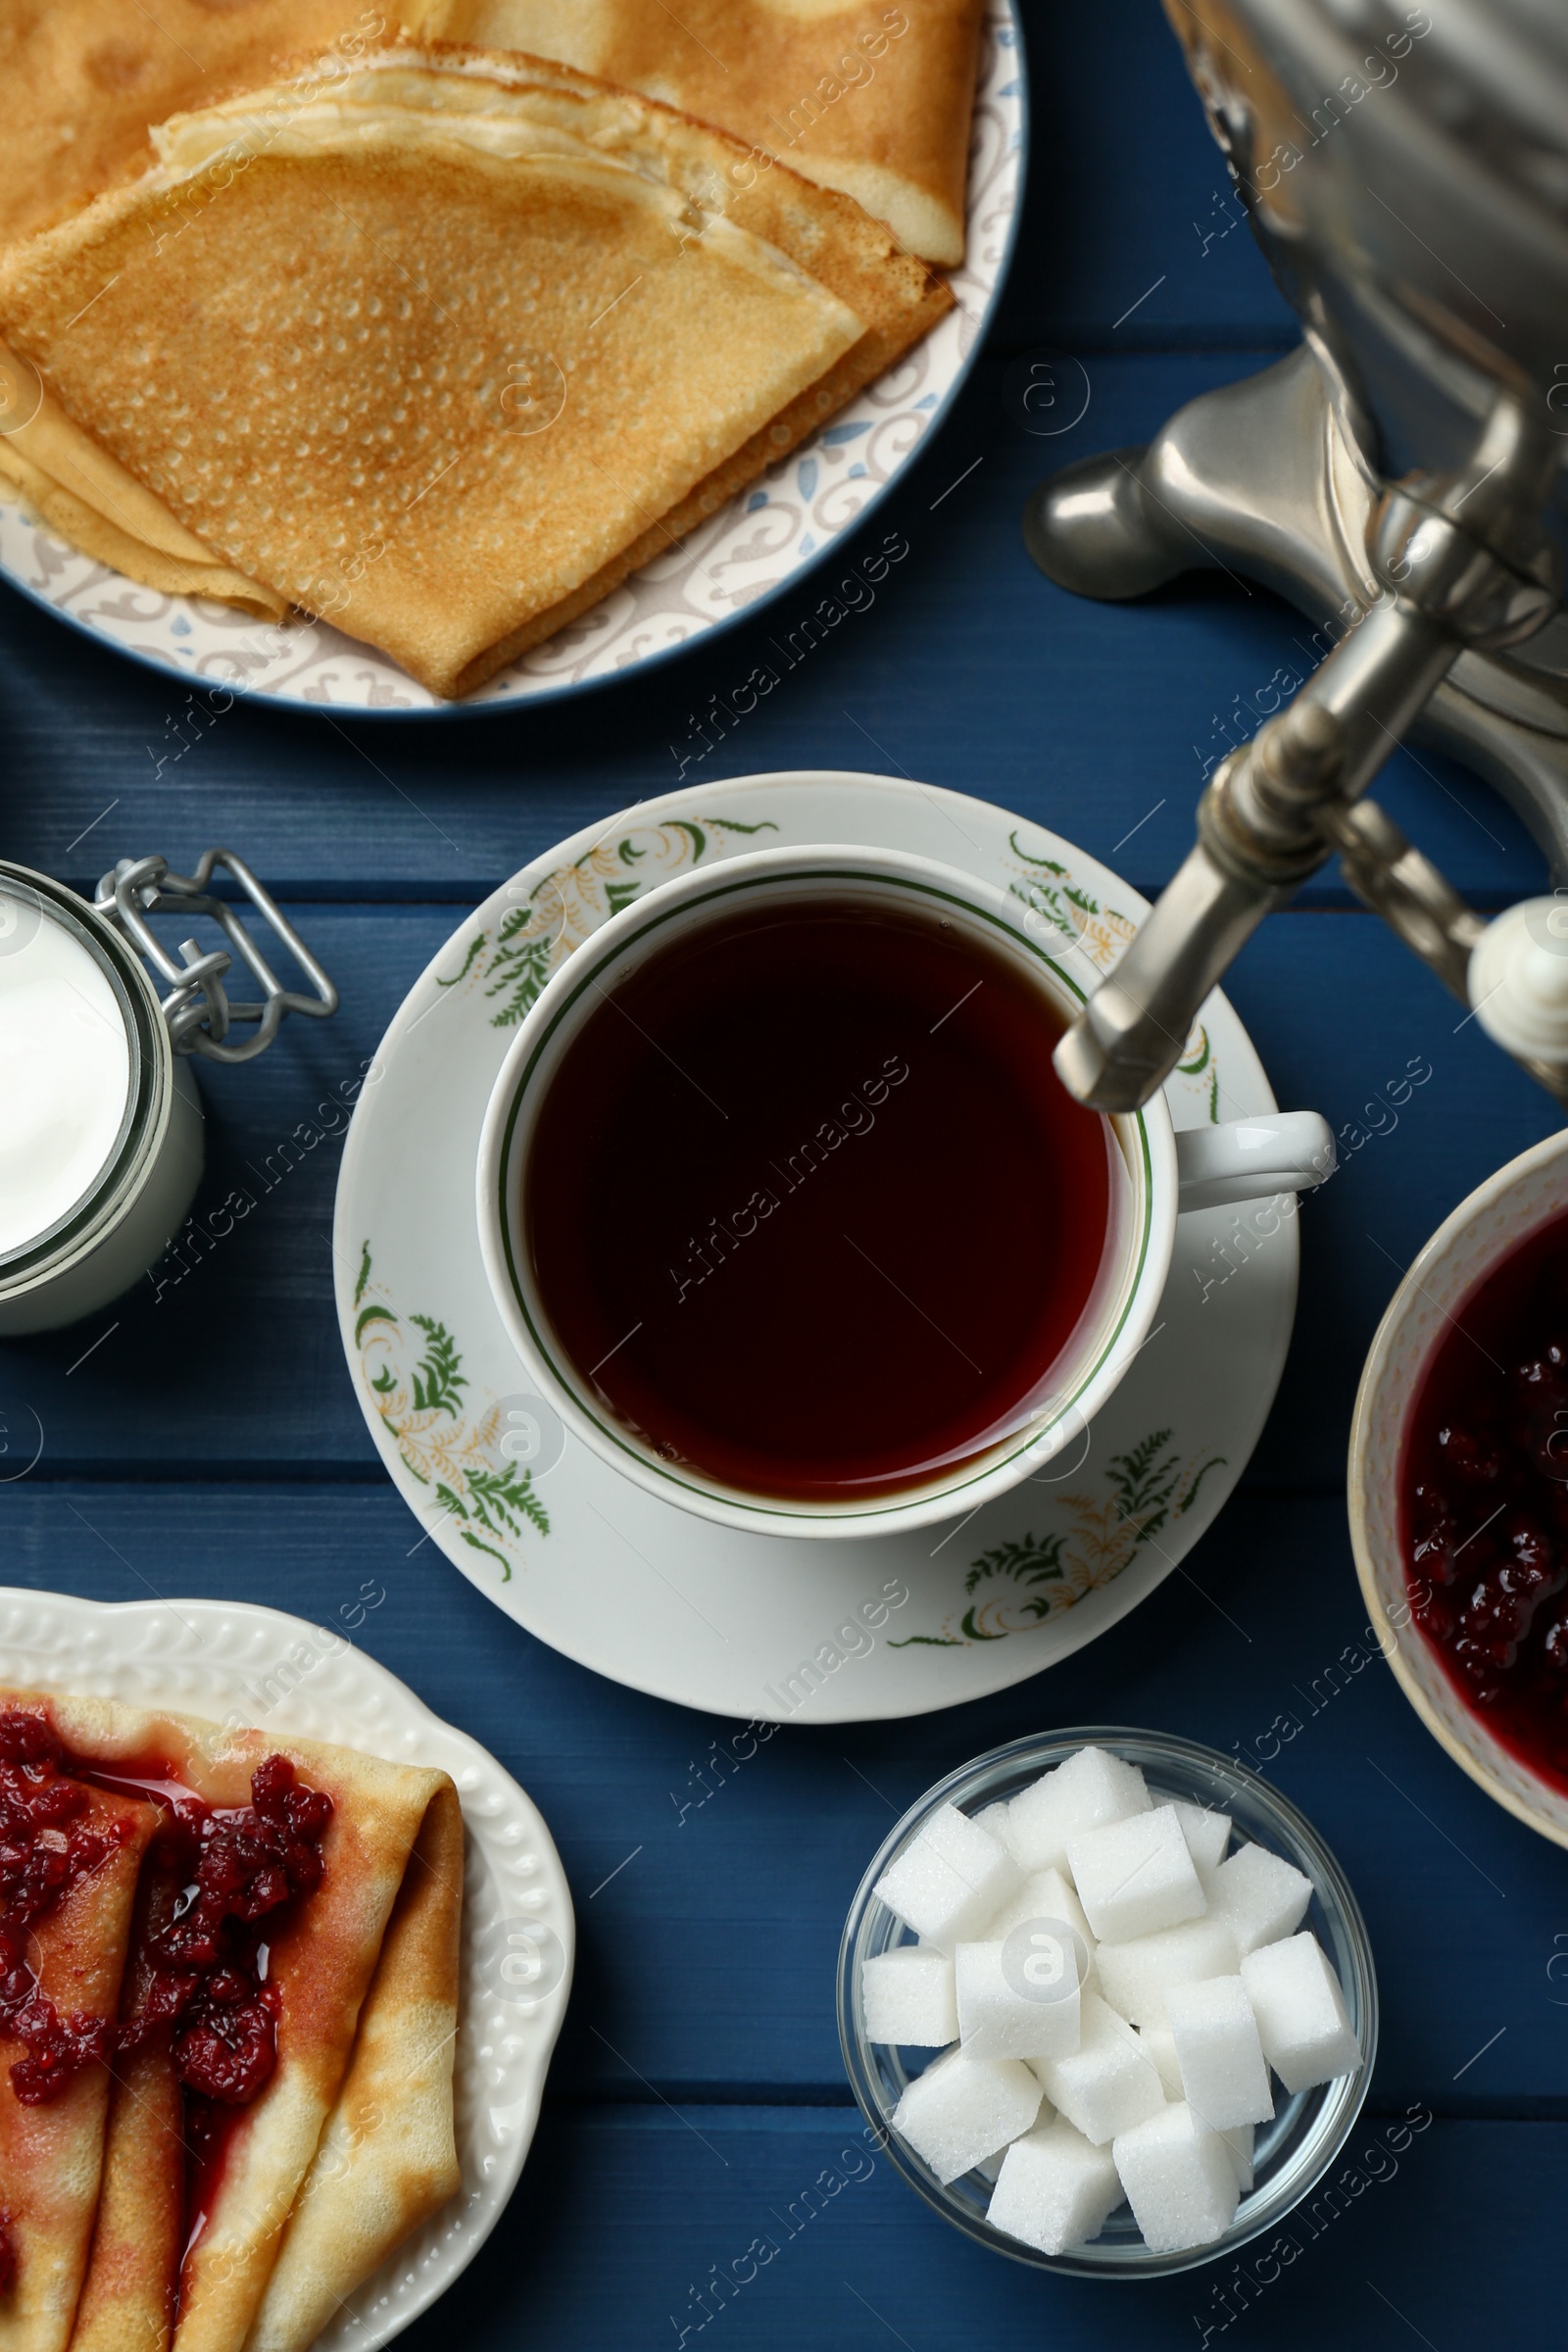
left=837, top=1728, right=1376, bottom=2276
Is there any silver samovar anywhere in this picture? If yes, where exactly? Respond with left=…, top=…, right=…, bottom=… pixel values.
left=1026, top=0, right=1568, bottom=1108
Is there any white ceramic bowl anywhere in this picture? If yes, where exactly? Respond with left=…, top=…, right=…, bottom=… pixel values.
left=1349, top=1128, right=1568, bottom=1847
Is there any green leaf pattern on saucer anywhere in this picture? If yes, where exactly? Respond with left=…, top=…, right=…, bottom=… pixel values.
left=354, top=1241, right=548, bottom=1582
left=433, top=814, right=780, bottom=1028
left=895, top=1428, right=1229, bottom=1648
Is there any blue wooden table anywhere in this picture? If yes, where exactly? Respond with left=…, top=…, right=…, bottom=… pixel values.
left=3, top=6, right=1563, bottom=2344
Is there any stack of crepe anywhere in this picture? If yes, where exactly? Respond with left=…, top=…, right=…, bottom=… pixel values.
left=0, top=42, right=953, bottom=695
left=0, top=0, right=983, bottom=265
left=0, top=1688, right=464, bottom=2352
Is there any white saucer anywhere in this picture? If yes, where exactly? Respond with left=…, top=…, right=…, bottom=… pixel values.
left=0, top=6, right=1021, bottom=715
left=333, top=771, right=1298, bottom=1724
left=0, top=1587, right=572, bottom=2352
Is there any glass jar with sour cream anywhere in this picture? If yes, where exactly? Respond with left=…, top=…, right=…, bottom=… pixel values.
left=0, top=865, right=204, bottom=1334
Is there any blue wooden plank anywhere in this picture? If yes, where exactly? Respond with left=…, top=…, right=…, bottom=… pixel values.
left=0, top=911, right=417, bottom=1475
left=1, top=351, right=1539, bottom=907
left=996, top=0, right=1298, bottom=350
left=396, top=2109, right=1559, bottom=2351
left=4, top=1488, right=1565, bottom=2115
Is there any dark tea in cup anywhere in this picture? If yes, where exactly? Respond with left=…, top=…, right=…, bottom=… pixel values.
left=523, top=894, right=1118, bottom=1502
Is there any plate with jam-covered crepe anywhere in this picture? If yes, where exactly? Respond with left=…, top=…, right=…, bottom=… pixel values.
left=0, top=1589, right=572, bottom=2352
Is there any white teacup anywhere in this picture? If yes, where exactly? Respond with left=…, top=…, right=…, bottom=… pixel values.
left=476, top=845, right=1334, bottom=1539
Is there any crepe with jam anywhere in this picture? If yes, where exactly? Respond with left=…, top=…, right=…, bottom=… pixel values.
left=0, top=1691, right=464, bottom=2352
left=0, top=1751, right=156, bottom=2352
left=0, top=45, right=949, bottom=696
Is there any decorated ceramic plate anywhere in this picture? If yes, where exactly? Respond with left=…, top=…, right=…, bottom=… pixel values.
left=0, top=3, right=1023, bottom=716
left=0, top=1585, right=573, bottom=2351
left=333, top=769, right=1299, bottom=1723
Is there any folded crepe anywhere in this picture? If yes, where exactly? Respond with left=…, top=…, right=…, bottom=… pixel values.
left=427, top=0, right=985, bottom=265
left=0, top=1780, right=156, bottom=2352
left=0, top=0, right=425, bottom=248
left=0, top=1690, right=463, bottom=2352
left=65, top=1862, right=185, bottom=2352
left=0, top=340, right=288, bottom=619
left=0, top=45, right=950, bottom=696
left=244, top=1788, right=463, bottom=2352
left=0, top=0, right=979, bottom=267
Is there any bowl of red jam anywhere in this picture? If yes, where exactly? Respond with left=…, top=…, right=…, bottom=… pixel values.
left=1350, top=1130, right=1568, bottom=1844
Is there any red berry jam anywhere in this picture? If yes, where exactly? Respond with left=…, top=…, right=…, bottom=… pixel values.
left=0, top=1710, right=332, bottom=2122
left=0, top=2217, right=13, bottom=2296
left=117, top=1749, right=333, bottom=2108
left=0, top=1709, right=132, bottom=2105
left=1399, top=1206, right=1568, bottom=1791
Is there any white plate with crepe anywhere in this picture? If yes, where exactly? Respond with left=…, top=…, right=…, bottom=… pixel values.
left=0, top=1585, right=573, bottom=2352
left=333, top=769, right=1298, bottom=1722
left=0, top=1, right=1023, bottom=713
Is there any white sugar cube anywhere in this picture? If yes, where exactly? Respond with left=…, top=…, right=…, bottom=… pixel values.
left=1066, top=1806, right=1207, bottom=1943
left=891, top=2046, right=1042, bottom=2184
left=1007, top=1746, right=1151, bottom=1873
left=1146, top=2051, right=1253, bottom=2196
left=1222, top=2123, right=1254, bottom=2192
left=1206, top=1842, right=1313, bottom=1956
left=1136, top=2024, right=1184, bottom=2098
left=1021, top=2056, right=1059, bottom=2106
left=1171, top=1798, right=1231, bottom=1877
left=1112, top=2102, right=1240, bottom=2254
left=984, top=1863, right=1094, bottom=1954
left=975, top=1800, right=1023, bottom=1861
left=987, top=2120, right=1123, bottom=2255
left=1035, top=1989, right=1166, bottom=2146
left=1241, top=1933, right=1361, bottom=2094
left=861, top=1946, right=957, bottom=2047
left=1096, top=1917, right=1241, bottom=2029
left=956, top=1937, right=1081, bottom=2063
left=1165, top=1975, right=1274, bottom=2130
left=874, top=1804, right=1021, bottom=1949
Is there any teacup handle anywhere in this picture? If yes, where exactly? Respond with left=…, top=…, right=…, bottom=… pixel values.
left=1174, top=1111, right=1336, bottom=1214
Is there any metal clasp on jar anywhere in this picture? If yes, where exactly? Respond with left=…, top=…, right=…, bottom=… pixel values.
left=93, top=848, right=338, bottom=1060
left=0, top=852, right=338, bottom=1336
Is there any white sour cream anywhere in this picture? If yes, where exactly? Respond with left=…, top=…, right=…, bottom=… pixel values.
left=0, top=907, right=132, bottom=1257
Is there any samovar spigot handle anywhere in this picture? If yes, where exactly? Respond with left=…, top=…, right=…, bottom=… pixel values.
left=1053, top=701, right=1340, bottom=1110
left=1054, top=402, right=1567, bottom=1116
